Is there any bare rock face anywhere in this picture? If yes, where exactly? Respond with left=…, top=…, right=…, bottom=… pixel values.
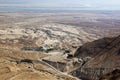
left=84, top=35, right=120, bottom=68
left=42, top=57, right=83, bottom=72
left=74, top=37, right=115, bottom=58
left=70, top=35, right=120, bottom=80
left=99, top=69, right=120, bottom=80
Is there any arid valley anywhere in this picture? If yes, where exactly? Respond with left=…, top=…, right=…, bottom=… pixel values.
left=0, top=11, right=120, bottom=80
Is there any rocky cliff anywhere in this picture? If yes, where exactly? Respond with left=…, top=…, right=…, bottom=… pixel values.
left=71, top=35, right=120, bottom=80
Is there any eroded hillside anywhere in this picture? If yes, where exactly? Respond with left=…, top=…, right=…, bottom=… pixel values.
left=0, top=11, right=120, bottom=80
left=71, top=35, right=120, bottom=80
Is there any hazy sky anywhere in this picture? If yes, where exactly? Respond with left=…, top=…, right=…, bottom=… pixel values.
left=0, top=0, right=120, bottom=10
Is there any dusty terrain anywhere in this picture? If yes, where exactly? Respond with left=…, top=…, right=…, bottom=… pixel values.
left=0, top=11, right=120, bottom=80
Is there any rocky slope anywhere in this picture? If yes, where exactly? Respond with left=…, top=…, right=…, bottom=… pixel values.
left=84, top=35, right=120, bottom=68
left=99, top=69, right=120, bottom=80
left=70, top=35, right=120, bottom=80
left=74, top=36, right=117, bottom=58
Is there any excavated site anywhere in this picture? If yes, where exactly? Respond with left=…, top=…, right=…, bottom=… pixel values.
left=0, top=11, right=120, bottom=80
